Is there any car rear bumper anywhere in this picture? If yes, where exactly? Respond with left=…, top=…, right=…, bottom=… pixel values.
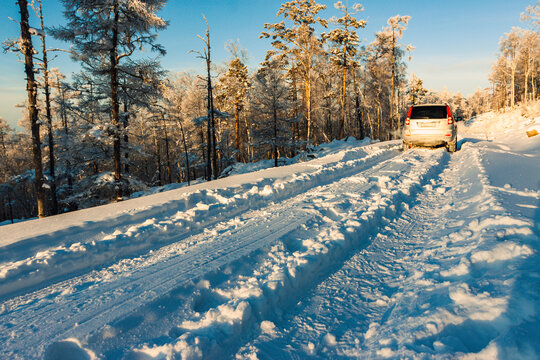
left=402, top=132, right=456, bottom=146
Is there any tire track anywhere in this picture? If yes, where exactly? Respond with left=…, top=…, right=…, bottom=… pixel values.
left=0, top=147, right=446, bottom=359
left=0, top=145, right=399, bottom=299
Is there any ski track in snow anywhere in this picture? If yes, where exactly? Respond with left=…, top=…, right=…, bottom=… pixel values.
left=0, top=144, right=447, bottom=359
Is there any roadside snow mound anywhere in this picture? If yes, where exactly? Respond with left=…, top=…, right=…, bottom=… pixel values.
left=0, top=140, right=391, bottom=298
left=462, top=100, right=540, bottom=145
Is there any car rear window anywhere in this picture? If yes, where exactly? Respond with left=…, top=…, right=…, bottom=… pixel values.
left=410, top=106, right=447, bottom=119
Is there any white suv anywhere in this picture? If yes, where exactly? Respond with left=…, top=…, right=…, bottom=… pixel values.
left=402, top=104, right=457, bottom=152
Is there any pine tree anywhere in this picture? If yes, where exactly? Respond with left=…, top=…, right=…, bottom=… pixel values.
left=252, top=60, right=291, bottom=167
left=217, top=57, right=250, bottom=161
left=118, top=58, right=166, bottom=176
left=51, top=0, right=167, bottom=200
left=324, top=1, right=366, bottom=139
left=261, top=0, right=328, bottom=143
left=407, top=73, right=427, bottom=105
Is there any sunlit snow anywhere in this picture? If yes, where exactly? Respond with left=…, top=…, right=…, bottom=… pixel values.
left=0, top=103, right=539, bottom=359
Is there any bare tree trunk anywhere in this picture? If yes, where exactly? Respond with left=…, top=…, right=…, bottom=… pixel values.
left=524, top=53, right=531, bottom=105
left=510, top=67, right=516, bottom=108
left=0, top=129, right=8, bottom=183
left=366, top=109, right=373, bottom=139
left=533, top=58, right=537, bottom=101
left=123, top=100, right=130, bottom=174
left=305, top=66, right=312, bottom=143
left=153, top=120, right=162, bottom=187
left=7, top=191, right=14, bottom=224
left=199, top=126, right=208, bottom=180
left=162, top=114, right=172, bottom=184
left=209, top=77, right=218, bottom=180
left=243, top=116, right=254, bottom=162
left=352, top=66, right=363, bottom=140
left=110, top=0, right=122, bottom=200
left=35, top=0, right=58, bottom=215
left=376, top=98, right=382, bottom=140
left=235, top=101, right=240, bottom=161
left=290, top=69, right=298, bottom=157
left=57, top=77, right=73, bottom=206
left=509, top=46, right=517, bottom=109
left=177, top=117, right=191, bottom=186
left=206, top=106, right=212, bottom=181
left=202, top=17, right=217, bottom=180
left=273, top=94, right=278, bottom=167
left=339, top=43, right=347, bottom=140
left=390, top=28, right=396, bottom=135
left=397, top=86, right=402, bottom=136
left=18, top=0, right=47, bottom=218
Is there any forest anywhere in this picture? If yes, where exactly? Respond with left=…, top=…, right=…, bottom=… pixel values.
left=0, top=0, right=539, bottom=223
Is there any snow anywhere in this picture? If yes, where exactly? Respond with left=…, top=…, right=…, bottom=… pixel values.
left=0, top=104, right=539, bottom=359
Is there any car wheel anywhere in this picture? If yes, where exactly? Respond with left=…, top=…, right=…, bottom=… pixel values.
left=402, top=141, right=409, bottom=151
left=447, top=139, right=457, bottom=153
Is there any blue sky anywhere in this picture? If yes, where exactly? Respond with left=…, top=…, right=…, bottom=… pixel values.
left=0, top=0, right=534, bottom=130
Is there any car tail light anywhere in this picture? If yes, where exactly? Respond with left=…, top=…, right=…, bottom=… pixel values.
left=446, top=106, right=453, bottom=125
left=405, top=106, right=412, bottom=125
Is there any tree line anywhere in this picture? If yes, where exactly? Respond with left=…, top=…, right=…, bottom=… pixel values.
left=490, top=3, right=540, bottom=110
left=1, top=0, right=538, bottom=223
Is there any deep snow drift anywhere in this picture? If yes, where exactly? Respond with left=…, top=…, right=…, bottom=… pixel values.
left=0, top=103, right=539, bottom=359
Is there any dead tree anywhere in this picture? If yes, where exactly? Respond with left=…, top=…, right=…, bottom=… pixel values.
left=18, top=0, right=47, bottom=218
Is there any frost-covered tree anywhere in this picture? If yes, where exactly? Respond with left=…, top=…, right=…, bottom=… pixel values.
left=0, top=118, right=14, bottom=184
left=51, top=0, right=168, bottom=200
left=179, top=74, right=209, bottom=180
left=407, top=73, right=427, bottom=105
left=489, top=56, right=510, bottom=110
left=468, top=87, right=491, bottom=117
left=517, top=30, right=539, bottom=103
left=251, top=60, right=291, bottom=167
left=49, top=68, right=78, bottom=210
left=118, top=58, right=166, bottom=175
left=159, top=77, right=194, bottom=185
left=489, top=7, right=540, bottom=110
left=324, top=1, right=366, bottom=139
left=365, top=31, right=391, bottom=139
left=261, top=0, right=328, bottom=143
left=192, top=15, right=218, bottom=180
left=500, top=27, right=522, bottom=108
left=363, top=15, right=410, bottom=140
left=216, top=57, right=250, bottom=161
left=521, top=1, right=540, bottom=30
left=386, top=15, right=411, bottom=133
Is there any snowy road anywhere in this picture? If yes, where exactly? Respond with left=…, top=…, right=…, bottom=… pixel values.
left=0, top=106, right=539, bottom=360
left=1, top=143, right=448, bottom=359
left=238, top=144, right=533, bottom=359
